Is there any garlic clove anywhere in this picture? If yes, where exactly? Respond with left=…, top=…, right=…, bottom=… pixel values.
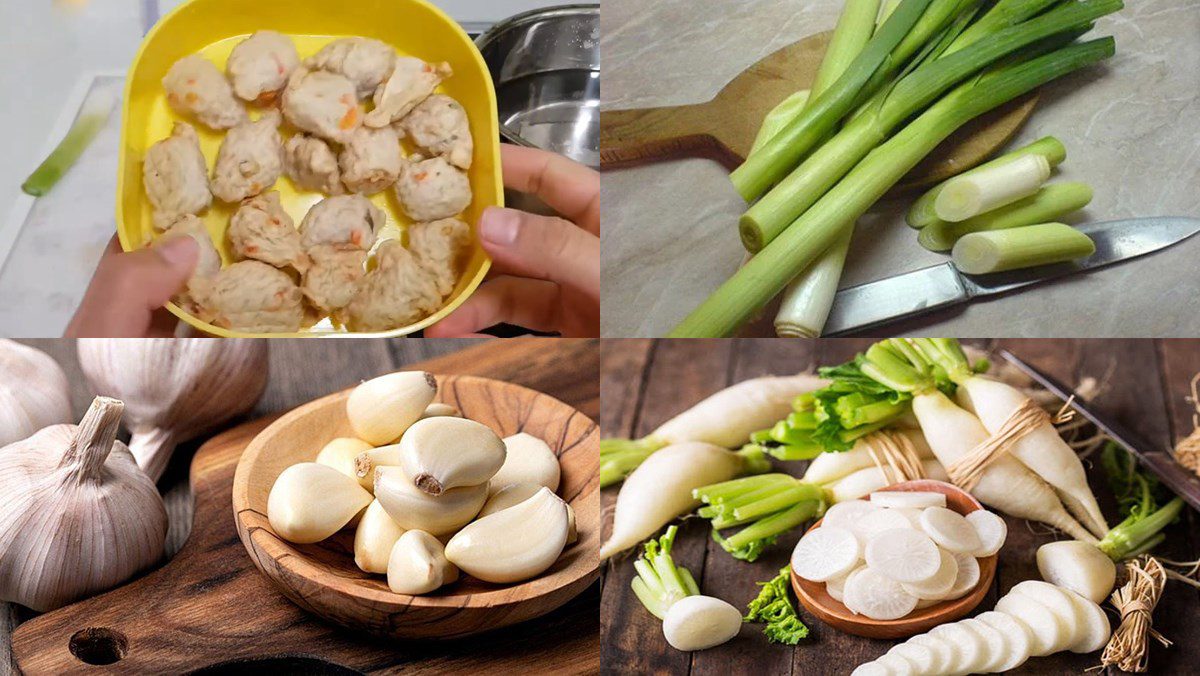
left=488, top=433, right=560, bottom=494
left=386, top=530, right=459, bottom=595
left=420, top=402, right=460, bottom=419
left=268, top=462, right=373, bottom=544
left=347, top=371, right=437, bottom=445
left=444, top=487, right=569, bottom=583
left=373, top=466, right=487, bottom=536
left=398, top=417, right=506, bottom=495
left=353, top=499, right=405, bottom=573
left=478, top=482, right=542, bottom=518
left=316, top=437, right=375, bottom=491
left=353, top=442, right=403, bottom=483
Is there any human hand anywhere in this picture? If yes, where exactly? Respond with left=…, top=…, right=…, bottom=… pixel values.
left=426, top=144, right=599, bottom=337
left=65, top=234, right=198, bottom=337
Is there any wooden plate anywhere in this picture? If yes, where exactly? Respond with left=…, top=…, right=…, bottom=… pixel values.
left=791, top=480, right=997, bottom=639
left=232, top=373, right=600, bottom=639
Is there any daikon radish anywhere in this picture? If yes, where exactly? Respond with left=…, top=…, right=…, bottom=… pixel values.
left=975, top=611, right=1033, bottom=672
left=792, top=526, right=861, bottom=582
left=919, top=506, right=982, bottom=554
left=900, top=548, right=957, bottom=599
left=850, top=654, right=915, bottom=676
left=851, top=508, right=913, bottom=544
left=893, top=507, right=923, bottom=528
left=826, top=566, right=860, bottom=602
left=802, top=430, right=932, bottom=485
left=864, top=528, right=941, bottom=583
left=840, top=567, right=869, bottom=615
left=871, top=491, right=945, bottom=509
left=842, top=568, right=918, bottom=621
left=887, top=643, right=937, bottom=674
left=995, top=591, right=1068, bottom=656
left=1060, top=587, right=1111, bottom=653
left=962, top=617, right=1010, bottom=673
left=943, top=552, right=980, bottom=601
left=914, top=597, right=941, bottom=609
left=910, top=635, right=955, bottom=673
left=1035, top=540, right=1116, bottom=604
left=965, top=510, right=1007, bottom=557
left=1010, top=581, right=1081, bottom=649
left=1011, top=580, right=1109, bottom=653
left=599, top=442, right=769, bottom=559
left=822, top=499, right=879, bottom=530
left=826, top=459, right=948, bottom=503
left=930, top=622, right=986, bottom=674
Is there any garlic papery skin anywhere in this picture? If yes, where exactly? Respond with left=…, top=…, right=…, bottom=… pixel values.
left=317, top=437, right=375, bottom=491
left=353, top=500, right=405, bottom=573
left=77, top=339, right=269, bottom=482
left=0, top=340, right=72, bottom=448
left=387, top=530, right=458, bottom=595
left=347, top=371, right=437, bottom=445
left=420, top=403, right=460, bottom=419
left=0, top=396, right=168, bottom=612
left=353, top=443, right=404, bottom=484
left=374, top=466, right=487, bottom=536
left=478, top=482, right=542, bottom=518
left=488, top=433, right=560, bottom=495
left=268, top=463, right=373, bottom=544
left=444, top=487, right=569, bottom=583
left=398, top=417, right=506, bottom=495
left=566, top=503, right=578, bottom=546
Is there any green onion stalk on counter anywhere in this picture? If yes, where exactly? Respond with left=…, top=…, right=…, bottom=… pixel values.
left=951, top=221, right=1096, bottom=274
left=918, top=181, right=1093, bottom=251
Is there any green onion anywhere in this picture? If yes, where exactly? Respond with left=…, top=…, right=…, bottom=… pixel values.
left=951, top=221, right=1095, bottom=274
left=22, top=90, right=115, bottom=197
left=749, top=90, right=811, bottom=157
left=934, top=153, right=1051, bottom=221
left=944, top=0, right=1063, bottom=55
left=630, top=525, right=701, bottom=620
left=919, top=181, right=1093, bottom=251
left=669, top=37, right=1117, bottom=338
left=745, top=566, right=810, bottom=645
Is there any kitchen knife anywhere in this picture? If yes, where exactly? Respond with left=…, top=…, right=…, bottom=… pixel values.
left=1000, top=349, right=1200, bottom=513
left=825, top=217, right=1200, bottom=335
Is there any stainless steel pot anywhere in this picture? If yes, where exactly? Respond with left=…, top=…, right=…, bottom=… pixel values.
left=476, top=5, right=600, bottom=168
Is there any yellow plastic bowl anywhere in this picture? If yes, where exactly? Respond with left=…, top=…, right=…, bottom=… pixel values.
left=117, top=0, right=500, bottom=337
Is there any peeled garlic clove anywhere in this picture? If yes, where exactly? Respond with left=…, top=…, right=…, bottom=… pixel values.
left=316, top=437, right=375, bottom=491
left=354, top=499, right=405, bottom=573
left=444, top=487, right=569, bottom=583
left=353, top=442, right=403, bottom=483
left=478, top=482, right=542, bottom=518
left=488, top=433, right=560, bottom=495
left=268, top=462, right=373, bottom=543
left=387, top=530, right=459, bottom=595
left=420, top=403, right=460, bottom=419
left=399, top=417, right=505, bottom=495
left=347, top=371, right=437, bottom=445
left=374, top=466, right=487, bottom=536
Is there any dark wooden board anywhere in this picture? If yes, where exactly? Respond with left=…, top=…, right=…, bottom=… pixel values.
left=601, top=339, right=1200, bottom=675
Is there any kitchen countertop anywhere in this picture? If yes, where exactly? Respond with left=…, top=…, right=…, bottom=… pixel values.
left=600, top=0, right=1200, bottom=337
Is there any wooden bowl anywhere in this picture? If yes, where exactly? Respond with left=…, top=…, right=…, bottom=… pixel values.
left=791, top=480, right=997, bottom=640
left=232, top=374, right=599, bottom=639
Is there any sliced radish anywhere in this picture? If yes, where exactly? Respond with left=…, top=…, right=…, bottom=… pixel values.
left=826, top=565, right=862, bottom=603
left=842, top=568, right=919, bottom=620
left=872, top=654, right=915, bottom=676
left=919, top=506, right=982, bottom=553
left=961, top=618, right=1008, bottom=673
left=943, top=552, right=980, bottom=600
left=1014, top=581, right=1109, bottom=653
left=1061, top=587, right=1111, bottom=653
left=910, top=634, right=955, bottom=673
left=841, top=568, right=870, bottom=615
left=893, top=507, right=924, bottom=528
left=887, top=642, right=937, bottom=674
left=823, top=499, right=880, bottom=530
left=915, top=596, right=942, bottom=609
left=865, top=528, right=941, bottom=583
left=901, top=548, right=958, bottom=599
left=1010, top=581, right=1081, bottom=652
left=930, top=622, right=985, bottom=674
left=871, top=491, right=947, bottom=509
left=792, top=526, right=861, bottom=582
left=965, top=510, right=1007, bottom=557
left=976, top=610, right=1033, bottom=671
left=995, top=592, right=1067, bottom=656
left=852, top=508, right=913, bottom=545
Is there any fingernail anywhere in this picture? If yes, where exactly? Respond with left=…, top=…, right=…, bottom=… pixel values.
left=156, top=235, right=198, bottom=268
left=480, top=208, right=519, bottom=246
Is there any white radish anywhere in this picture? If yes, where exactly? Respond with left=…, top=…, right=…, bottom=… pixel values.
left=842, top=568, right=918, bottom=620
left=893, top=507, right=924, bottom=528
left=943, top=552, right=980, bottom=601
left=965, top=510, right=1007, bottom=557
left=864, top=528, right=941, bottom=583
left=792, top=526, right=861, bottom=582
left=803, top=429, right=932, bottom=485
left=914, top=596, right=941, bottom=609
left=826, top=565, right=861, bottom=603
left=599, top=442, right=764, bottom=559
left=840, top=567, right=870, bottom=614
left=1010, top=581, right=1081, bottom=650
left=919, top=506, right=982, bottom=554
left=909, top=634, right=955, bottom=673
left=827, top=459, right=948, bottom=503
left=822, top=499, right=879, bottom=530
left=961, top=617, right=1008, bottom=673
left=956, top=377, right=1109, bottom=538
left=995, top=591, right=1068, bottom=656
left=1061, top=586, right=1112, bottom=653
left=901, top=548, right=958, bottom=599
left=887, top=643, right=937, bottom=674
left=852, top=509, right=913, bottom=545
left=975, top=611, right=1033, bottom=671
left=870, top=491, right=946, bottom=509
left=910, top=390, right=1097, bottom=543
left=661, top=595, right=743, bottom=651
left=1012, top=580, right=1110, bottom=653
left=1035, top=540, right=1116, bottom=604
left=850, top=655, right=913, bottom=676
left=930, top=622, right=986, bottom=674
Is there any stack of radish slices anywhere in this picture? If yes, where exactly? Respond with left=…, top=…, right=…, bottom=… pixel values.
left=792, top=491, right=1006, bottom=620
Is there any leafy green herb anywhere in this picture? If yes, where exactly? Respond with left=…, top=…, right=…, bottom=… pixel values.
left=745, top=566, right=810, bottom=644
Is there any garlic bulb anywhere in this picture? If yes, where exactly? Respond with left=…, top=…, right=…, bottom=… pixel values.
left=354, top=500, right=405, bottom=573
left=444, top=487, right=569, bottom=583
left=489, top=433, right=560, bottom=494
left=374, top=466, right=486, bottom=536
left=387, top=530, right=458, bottom=595
left=347, top=371, right=437, bottom=445
left=0, top=340, right=72, bottom=447
left=399, top=417, right=506, bottom=495
left=0, top=396, right=168, bottom=611
left=317, top=437, right=375, bottom=491
left=268, top=463, right=372, bottom=543
left=77, top=339, right=269, bottom=482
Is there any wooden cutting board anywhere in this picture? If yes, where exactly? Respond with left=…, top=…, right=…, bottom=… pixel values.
left=600, top=30, right=1038, bottom=190
left=11, top=340, right=600, bottom=675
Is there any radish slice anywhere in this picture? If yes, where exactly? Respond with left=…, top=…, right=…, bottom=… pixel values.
left=909, top=634, right=954, bottom=673
left=843, top=568, right=919, bottom=620
left=965, top=510, right=1007, bottom=557
left=850, top=654, right=913, bottom=676
left=840, top=568, right=870, bottom=615
left=1061, top=587, right=1112, bottom=653
left=826, top=565, right=862, bottom=603
left=943, top=552, right=980, bottom=600
left=930, top=622, right=985, bottom=674
left=915, top=596, right=942, bottom=609
left=853, top=508, right=913, bottom=545
left=961, top=618, right=1008, bottom=673
left=871, top=491, right=947, bottom=509
left=919, top=507, right=982, bottom=553
left=1010, top=581, right=1081, bottom=652
left=865, top=528, right=941, bottom=583
left=893, top=507, right=924, bottom=528
left=995, top=592, right=1066, bottom=656
left=823, top=499, right=879, bottom=530
left=887, top=642, right=937, bottom=673
left=792, top=526, right=861, bottom=582
left=901, top=548, right=958, bottom=599
left=976, top=611, right=1033, bottom=671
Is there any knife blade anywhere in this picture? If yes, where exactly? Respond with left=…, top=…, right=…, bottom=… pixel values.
left=824, top=217, right=1200, bottom=335
left=1000, top=349, right=1200, bottom=513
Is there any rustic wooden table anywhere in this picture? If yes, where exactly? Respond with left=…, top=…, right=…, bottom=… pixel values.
left=1, top=338, right=600, bottom=676
left=601, top=339, right=1200, bottom=675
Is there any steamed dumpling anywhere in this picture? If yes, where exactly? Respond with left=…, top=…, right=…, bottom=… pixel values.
left=156, top=214, right=222, bottom=311
left=210, top=110, right=283, bottom=203
left=163, top=55, right=247, bottom=130
left=191, top=260, right=304, bottom=333
left=398, top=94, right=472, bottom=169
left=364, top=57, right=451, bottom=127
left=305, top=37, right=396, bottom=99
left=226, top=30, right=300, bottom=104
left=338, top=126, right=402, bottom=195
left=407, top=218, right=470, bottom=297
left=345, top=240, right=442, bottom=332
left=283, top=134, right=343, bottom=195
left=299, top=194, right=385, bottom=250
left=282, top=67, right=361, bottom=143
left=228, top=191, right=307, bottom=271
left=394, top=155, right=471, bottom=221
left=143, top=122, right=212, bottom=230
left=301, top=244, right=367, bottom=316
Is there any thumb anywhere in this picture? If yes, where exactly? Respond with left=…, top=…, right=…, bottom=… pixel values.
left=131, top=236, right=201, bottom=308
left=478, top=207, right=599, bottom=294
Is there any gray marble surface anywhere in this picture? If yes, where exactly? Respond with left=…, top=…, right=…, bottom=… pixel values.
left=601, top=0, right=1200, bottom=337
